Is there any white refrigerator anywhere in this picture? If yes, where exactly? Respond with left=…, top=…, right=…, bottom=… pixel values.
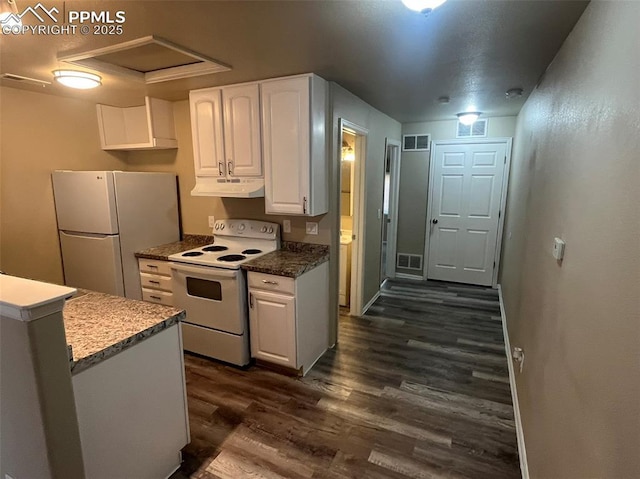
left=52, top=171, right=180, bottom=299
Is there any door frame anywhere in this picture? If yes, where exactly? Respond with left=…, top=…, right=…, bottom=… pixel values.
left=382, top=138, right=402, bottom=280
left=424, top=137, right=512, bottom=287
left=339, top=119, right=368, bottom=316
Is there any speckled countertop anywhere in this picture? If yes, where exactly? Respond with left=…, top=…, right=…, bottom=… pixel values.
left=63, top=291, right=185, bottom=375
left=241, top=241, right=329, bottom=278
left=135, top=234, right=214, bottom=261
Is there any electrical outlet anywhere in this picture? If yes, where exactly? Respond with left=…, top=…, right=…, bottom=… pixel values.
left=208, top=216, right=215, bottom=228
left=305, top=222, right=319, bottom=235
left=282, top=219, right=291, bottom=233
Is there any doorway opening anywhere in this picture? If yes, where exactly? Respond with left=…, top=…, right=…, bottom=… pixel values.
left=380, top=138, right=401, bottom=285
left=338, top=121, right=367, bottom=316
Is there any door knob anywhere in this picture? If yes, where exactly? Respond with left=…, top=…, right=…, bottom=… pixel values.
left=432, top=219, right=438, bottom=224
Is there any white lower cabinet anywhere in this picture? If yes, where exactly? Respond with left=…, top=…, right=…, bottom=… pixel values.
left=249, top=290, right=296, bottom=368
left=248, top=262, right=329, bottom=375
left=138, top=258, right=173, bottom=306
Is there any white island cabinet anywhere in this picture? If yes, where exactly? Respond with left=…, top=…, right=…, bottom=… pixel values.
left=247, top=262, right=329, bottom=375
left=260, top=74, right=328, bottom=216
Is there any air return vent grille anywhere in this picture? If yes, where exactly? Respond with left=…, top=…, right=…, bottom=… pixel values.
left=403, top=134, right=430, bottom=151
left=397, top=253, right=423, bottom=270
left=457, top=119, right=488, bottom=138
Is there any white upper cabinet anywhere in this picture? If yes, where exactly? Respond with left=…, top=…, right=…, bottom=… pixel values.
left=261, top=74, right=328, bottom=216
left=190, top=89, right=225, bottom=178
left=223, top=84, right=262, bottom=177
left=97, top=97, right=177, bottom=151
left=189, top=83, right=264, bottom=197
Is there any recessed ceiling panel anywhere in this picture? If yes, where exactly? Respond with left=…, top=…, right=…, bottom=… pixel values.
left=58, top=36, right=231, bottom=84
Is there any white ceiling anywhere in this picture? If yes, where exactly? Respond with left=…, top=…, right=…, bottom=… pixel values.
left=0, top=0, right=589, bottom=123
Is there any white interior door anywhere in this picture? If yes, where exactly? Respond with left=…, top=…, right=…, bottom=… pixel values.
left=427, top=141, right=508, bottom=286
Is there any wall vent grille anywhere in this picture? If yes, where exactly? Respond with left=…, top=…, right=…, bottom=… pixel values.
left=403, top=134, right=431, bottom=151
left=397, top=253, right=423, bottom=270
left=457, top=119, right=488, bottom=138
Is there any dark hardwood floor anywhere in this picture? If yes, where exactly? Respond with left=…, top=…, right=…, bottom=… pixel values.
left=172, top=279, right=520, bottom=479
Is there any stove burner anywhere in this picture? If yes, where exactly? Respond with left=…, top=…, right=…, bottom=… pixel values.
left=182, top=251, right=204, bottom=257
left=242, top=249, right=262, bottom=255
left=203, top=245, right=228, bottom=252
left=217, top=254, right=246, bottom=262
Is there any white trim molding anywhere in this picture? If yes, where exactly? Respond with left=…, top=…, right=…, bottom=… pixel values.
left=498, top=285, right=530, bottom=479
left=361, top=291, right=381, bottom=315
left=395, top=272, right=425, bottom=281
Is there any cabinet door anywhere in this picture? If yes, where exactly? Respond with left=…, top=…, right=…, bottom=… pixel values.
left=223, top=84, right=262, bottom=177
left=190, top=89, right=225, bottom=177
left=261, top=77, right=310, bottom=215
left=249, top=289, right=297, bottom=368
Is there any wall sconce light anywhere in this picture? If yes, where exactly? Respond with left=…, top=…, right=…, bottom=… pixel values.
left=457, top=111, right=481, bottom=126
left=342, top=141, right=355, bottom=162
left=53, top=70, right=102, bottom=89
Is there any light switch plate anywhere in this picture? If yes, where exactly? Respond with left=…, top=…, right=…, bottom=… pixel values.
left=306, top=222, right=319, bottom=235
left=283, top=219, right=291, bottom=233
left=553, top=237, right=565, bottom=260
left=208, top=216, right=215, bottom=228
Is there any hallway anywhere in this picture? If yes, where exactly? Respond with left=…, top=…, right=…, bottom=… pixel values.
left=176, top=279, right=520, bottom=478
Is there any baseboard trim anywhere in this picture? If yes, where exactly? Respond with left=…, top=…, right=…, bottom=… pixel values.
left=361, top=291, right=381, bottom=315
left=498, top=284, right=530, bottom=479
left=395, top=272, right=424, bottom=281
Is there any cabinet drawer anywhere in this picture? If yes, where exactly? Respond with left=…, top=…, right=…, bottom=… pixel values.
left=138, top=259, right=171, bottom=276
left=248, top=272, right=295, bottom=295
left=142, top=288, right=173, bottom=306
left=140, top=272, right=173, bottom=292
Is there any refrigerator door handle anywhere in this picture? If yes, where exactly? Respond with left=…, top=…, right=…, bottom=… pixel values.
left=60, top=231, right=118, bottom=239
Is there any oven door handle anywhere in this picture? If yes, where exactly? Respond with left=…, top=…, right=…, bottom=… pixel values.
left=170, top=263, right=238, bottom=279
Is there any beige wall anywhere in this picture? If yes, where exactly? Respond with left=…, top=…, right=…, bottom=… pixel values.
left=396, top=116, right=516, bottom=276
left=500, top=2, right=640, bottom=477
left=0, top=86, right=127, bottom=283
left=329, top=83, right=402, bottom=321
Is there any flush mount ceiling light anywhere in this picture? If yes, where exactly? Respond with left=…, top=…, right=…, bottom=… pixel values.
left=457, top=112, right=481, bottom=126
left=342, top=141, right=355, bottom=162
left=401, top=0, right=448, bottom=15
left=53, top=70, right=102, bottom=89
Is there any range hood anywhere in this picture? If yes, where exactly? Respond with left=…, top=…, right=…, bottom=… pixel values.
left=191, top=177, right=264, bottom=198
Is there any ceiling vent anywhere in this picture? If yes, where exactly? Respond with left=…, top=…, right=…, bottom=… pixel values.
left=57, top=35, right=231, bottom=84
left=457, top=118, right=488, bottom=138
left=0, top=73, right=51, bottom=87
left=403, top=133, right=431, bottom=151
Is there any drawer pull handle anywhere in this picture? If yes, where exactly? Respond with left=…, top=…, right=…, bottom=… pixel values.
left=149, top=280, right=160, bottom=284
left=150, top=295, right=162, bottom=300
left=261, top=280, right=279, bottom=285
left=147, top=264, right=158, bottom=269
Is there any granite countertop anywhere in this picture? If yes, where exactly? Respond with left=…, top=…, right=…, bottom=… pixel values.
left=135, top=234, right=214, bottom=261
left=241, top=241, right=330, bottom=278
left=63, top=291, right=185, bottom=375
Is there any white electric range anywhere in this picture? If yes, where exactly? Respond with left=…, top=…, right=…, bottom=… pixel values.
left=169, top=219, right=280, bottom=365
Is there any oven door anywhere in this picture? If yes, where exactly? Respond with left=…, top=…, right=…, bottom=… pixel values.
left=170, top=262, right=247, bottom=335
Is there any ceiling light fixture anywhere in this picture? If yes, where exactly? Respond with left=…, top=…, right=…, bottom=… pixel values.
left=52, top=70, right=102, bottom=89
left=457, top=112, right=481, bottom=126
left=401, top=0, right=448, bottom=15
left=0, top=0, right=21, bottom=28
left=505, top=88, right=524, bottom=99
left=342, top=141, right=355, bottom=162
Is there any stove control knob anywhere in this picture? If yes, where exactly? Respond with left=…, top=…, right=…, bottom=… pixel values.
left=214, top=223, right=219, bottom=230
left=220, top=224, right=225, bottom=230
left=238, top=223, right=246, bottom=231
left=267, top=227, right=274, bottom=234
left=261, top=226, right=267, bottom=233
